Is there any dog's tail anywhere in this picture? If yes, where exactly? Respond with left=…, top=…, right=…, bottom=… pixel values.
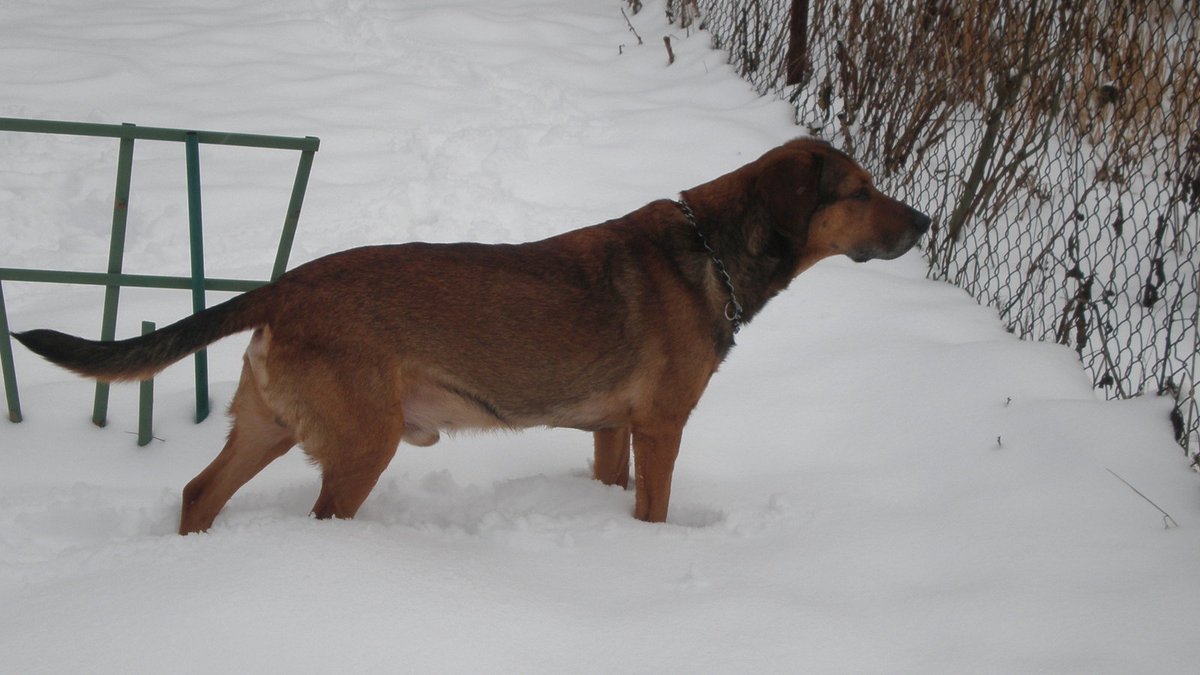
left=12, top=286, right=275, bottom=383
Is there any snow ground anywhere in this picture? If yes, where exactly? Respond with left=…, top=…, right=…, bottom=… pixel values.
left=1, top=1, right=1197, bottom=673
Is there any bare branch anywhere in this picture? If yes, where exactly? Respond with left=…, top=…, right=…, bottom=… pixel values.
left=1107, top=468, right=1180, bottom=529
left=621, top=8, right=643, bottom=46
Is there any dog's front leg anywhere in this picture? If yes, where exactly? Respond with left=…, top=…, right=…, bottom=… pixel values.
left=631, top=421, right=684, bottom=522
left=592, top=427, right=631, bottom=489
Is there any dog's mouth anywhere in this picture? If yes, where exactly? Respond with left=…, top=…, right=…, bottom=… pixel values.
left=850, top=210, right=932, bottom=263
left=848, top=231, right=921, bottom=262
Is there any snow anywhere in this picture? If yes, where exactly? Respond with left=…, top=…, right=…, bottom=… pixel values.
left=1, top=1, right=1197, bottom=672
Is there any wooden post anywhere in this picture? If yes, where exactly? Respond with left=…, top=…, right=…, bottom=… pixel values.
left=785, top=0, right=810, bottom=85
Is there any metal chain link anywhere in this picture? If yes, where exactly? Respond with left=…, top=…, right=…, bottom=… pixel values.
left=678, top=198, right=744, bottom=333
left=677, top=0, right=1200, bottom=462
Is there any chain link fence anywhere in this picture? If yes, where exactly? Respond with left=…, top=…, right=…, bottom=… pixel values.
left=647, top=0, right=1200, bottom=463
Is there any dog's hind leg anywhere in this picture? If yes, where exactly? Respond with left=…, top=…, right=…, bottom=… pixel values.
left=307, top=417, right=403, bottom=522
left=593, top=426, right=631, bottom=489
left=179, top=361, right=295, bottom=534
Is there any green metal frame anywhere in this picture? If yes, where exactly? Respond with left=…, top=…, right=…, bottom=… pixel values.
left=138, top=321, right=155, bottom=446
left=0, top=116, right=319, bottom=427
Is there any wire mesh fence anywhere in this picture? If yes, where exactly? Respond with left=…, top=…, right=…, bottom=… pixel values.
left=649, top=0, right=1200, bottom=463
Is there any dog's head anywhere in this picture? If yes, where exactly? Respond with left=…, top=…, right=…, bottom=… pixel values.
left=755, top=138, right=931, bottom=269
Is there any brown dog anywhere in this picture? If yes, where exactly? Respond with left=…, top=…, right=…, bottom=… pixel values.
left=15, top=138, right=930, bottom=534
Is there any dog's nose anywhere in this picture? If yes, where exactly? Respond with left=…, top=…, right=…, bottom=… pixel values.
left=907, top=207, right=931, bottom=233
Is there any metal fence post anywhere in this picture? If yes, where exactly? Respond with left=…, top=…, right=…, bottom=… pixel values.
left=0, top=282, right=21, bottom=423
left=138, top=320, right=155, bottom=445
left=184, top=132, right=209, bottom=423
left=91, top=127, right=136, bottom=427
left=271, top=144, right=318, bottom=281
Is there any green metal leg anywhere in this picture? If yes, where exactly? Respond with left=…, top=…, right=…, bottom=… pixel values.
left=185, top=132, right=210, bottom=423
left=271, top=145, right=317, bottom=281
left=0, top=281, right=22, bottom=423
left=138, top=320, right=155, bottom=445
left=92, top=128, right=136, bottom=427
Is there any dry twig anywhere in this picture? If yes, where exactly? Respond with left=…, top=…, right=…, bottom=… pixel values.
left=621, top=8, right=643, bottom=46
left=1106, top=468, right=1180, bottom=529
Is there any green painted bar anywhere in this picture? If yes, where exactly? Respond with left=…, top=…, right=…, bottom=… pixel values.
left=137, top=321, right=155, bottom=446
left=184, top=133, right=210, bottom=423
left=92, top=130, right=136, bottom=427
left=0, top=117, right=319, bottom=152
left=0, top=116, right=318, bottom=433
left=0, top=268, right=266, bottom=292
left=0, top=282, right=22, bottom=423
left=271, top=146, right=317, bottom=281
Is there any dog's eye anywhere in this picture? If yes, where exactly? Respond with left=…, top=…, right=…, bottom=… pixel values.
left=848, top=187, right=871, bottom=201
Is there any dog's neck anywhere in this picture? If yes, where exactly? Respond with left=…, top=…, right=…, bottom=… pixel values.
left=674, top=185, right=800, bottom=339
left=676, top=197, right=744, bottom=334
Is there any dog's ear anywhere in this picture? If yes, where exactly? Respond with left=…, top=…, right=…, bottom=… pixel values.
left=755, top=151, right=826, bottom=244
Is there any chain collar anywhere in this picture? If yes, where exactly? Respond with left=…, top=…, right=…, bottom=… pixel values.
left=677, top=197, right=743, bottom=334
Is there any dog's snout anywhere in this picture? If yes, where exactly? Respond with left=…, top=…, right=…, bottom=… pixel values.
left=907, top=206, right=931, bottom=233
